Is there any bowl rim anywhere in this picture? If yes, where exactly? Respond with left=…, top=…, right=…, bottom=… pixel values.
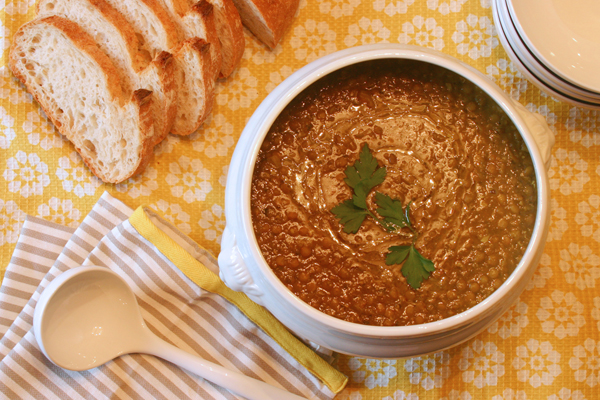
left=232, top=44, right=550, bottom=338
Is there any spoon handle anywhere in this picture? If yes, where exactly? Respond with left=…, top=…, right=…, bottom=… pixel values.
left=144, top=330, right=308, bottom=400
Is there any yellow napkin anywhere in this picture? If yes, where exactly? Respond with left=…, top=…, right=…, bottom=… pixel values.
left=0, top=191, right=347, bottom=399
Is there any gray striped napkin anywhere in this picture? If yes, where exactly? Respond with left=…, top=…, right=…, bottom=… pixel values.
left=0, top=192, right=346, bottom=399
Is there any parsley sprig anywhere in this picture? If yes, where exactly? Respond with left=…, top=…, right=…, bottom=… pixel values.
left=331, top=144, right=435, bottom=289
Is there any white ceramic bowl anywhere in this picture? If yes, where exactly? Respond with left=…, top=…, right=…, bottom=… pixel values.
left=493, top=0, right=600, bottom=109
left=218, top=44, right=553, bottom=359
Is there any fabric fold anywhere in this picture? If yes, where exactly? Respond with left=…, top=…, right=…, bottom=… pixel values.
left=0, top=192, right=347, bottom=399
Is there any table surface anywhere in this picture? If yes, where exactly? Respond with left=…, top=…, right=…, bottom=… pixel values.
left=2, top=1, right=599, bottom=399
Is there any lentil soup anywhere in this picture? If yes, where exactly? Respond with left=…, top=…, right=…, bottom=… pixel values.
left=251, top=60, right=537, bottom=326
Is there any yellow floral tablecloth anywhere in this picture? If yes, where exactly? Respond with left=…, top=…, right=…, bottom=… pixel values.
left=1, top=0, right=599, bottom=399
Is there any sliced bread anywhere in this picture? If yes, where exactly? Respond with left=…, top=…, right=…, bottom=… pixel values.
left=103, top=0, right=181, bottom=57
left=171, top=38, right=216, bottom=136
left=9, top=16, right=155, bottom=183
left=206, top=0, right=244, bottom=78
left=159, top=0, right=222, bottom=81
left=36, top=0, right=177, bottom=145
left=230, top=0, right=299, bottom=49
left=103, top=0, right=218, bottom=136
left=138, top=51, right=178, bottom=144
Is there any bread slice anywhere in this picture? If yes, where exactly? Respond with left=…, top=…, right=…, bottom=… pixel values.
left=103, top=0, right=180, bottom=57
left=103, top=0, right=218, bottom=135
left=230, top=0, right=298, bottom=49
left=9, top=16, right=155, bottom=183
left=206, top=0, right=244, bottom=78
left=151, top=0, right=220, bottom=134
left=171, top=38, right=216, bottom=136
left=36, top=0, right=177, bottom=145
left=36, top=0, right=148, bottom=88
left=159, top=0, right=222, bottom=81
left=138, top=51, right=178, bottom=144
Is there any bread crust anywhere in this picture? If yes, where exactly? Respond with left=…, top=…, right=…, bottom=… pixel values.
left=9, top=16, right=156, bottom=183
left=124, top=88, right=156, bottom=179
left=14, top=16, right=125, bottom=101
left=207, top=0, right=244, bottom=78
left=104, top=0, right=180, bottom=56
left=143, top=50, right=178, bottom=145
left=230, top=0, right=299, bottom=49
left=170, top=37, right=215, bottom=136
left=36, top=0, right=177, bottom=144
left=36, top=0, right=149, bottom=72
left=79, top=89, right=155, bottom=182
left=188, top=0, right=222, bottom=81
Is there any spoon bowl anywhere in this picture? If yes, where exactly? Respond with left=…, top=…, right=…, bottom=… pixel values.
left=33, top=266, right=306, bottom=400
left=34, top=266, right=143, bottom=370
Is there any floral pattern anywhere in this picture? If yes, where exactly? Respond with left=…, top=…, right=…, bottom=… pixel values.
left=451, top=14, right=498, bottom=60
left=320, top=0, right=361, bottom=18
left=458, top=340, right=505, bottom=388
left=549, top=149, right=590, bottom=195
left=36, top=197, right=81, bottom=228
left=547, top=198, right=568, bottom=242
left=0, top=66, right=32, bottom=104
left=55, top=152, right=102, bottom=198
left=404, top=352, right=451, bottom=390
left=382, top=390, right=419, bottom=400
left=149, top=200, right=192, bottom=235
left=0, top=199, right=26, bottom=245
left=570, top=339, right=600, bottom=388
left=398, top=15, right=444, bottom=50
left=536, top=291, right=585, bottom=339
left=4, top=150, right=50, bottom=197
left=348, top=358, right=398, bottom=389
left=215, top=67, right=258, bottom=111
left=547, top=388, right=586, bottom=400
left=191, top=114, right=235, bottom=158
left=197, top=204, right=225, bottom=244
left=513, top=340, right=561, bottom=388
left=165, top=156, right=212, bottom=203
left=427, top=0, right=468, bottom=15
left=265, top=65, right=294, bottom=93
left=344, top=17, right=390, bottom=47
left=373, top=0, right=415, bottom=17
left=566, top=108, right=600, bottom=148
left=290, top=20, right=337, bottom=63
left=0, top=106, right=16, bottom=149
left=23, top=110, right=64, bottom=150
left=115, top=167, right=158, bottom=198
left=485, top=59, right=527, bottom=100
left=526, top=253, right=553, bottom=290
left=558, top=243, right=600, bottom=290
left=592, top=297, right=600, bottom=332
left=575, top=195, right=600, bottom=242
left=2, top=1, right=600, bottom=398
left=487, top=300, right=529, bottom=339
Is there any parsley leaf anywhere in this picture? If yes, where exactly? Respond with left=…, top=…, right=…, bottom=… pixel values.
left=375, top=192, right=408, bottom=229
left=385, top=244, right=411, bottom=264
left=330, top=144, right=436, bottom=289
left=331, top=200, right=369, bottom=234
left=386, top=245, right=435, bottom=289
left=344, top=144, right=386, bottom=209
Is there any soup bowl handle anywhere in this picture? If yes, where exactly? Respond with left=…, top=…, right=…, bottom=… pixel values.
left=218, top=226, right=266, bottom=306
left=511, top=99, right=555, bottom=171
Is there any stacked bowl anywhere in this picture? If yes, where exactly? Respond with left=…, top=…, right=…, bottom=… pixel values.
left=493, top=0, right=600, bottom=109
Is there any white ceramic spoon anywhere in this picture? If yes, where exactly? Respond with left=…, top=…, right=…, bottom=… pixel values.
left=33, top=266, right=307, bottom=400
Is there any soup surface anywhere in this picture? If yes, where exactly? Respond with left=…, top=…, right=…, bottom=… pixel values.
left=251, top=60, right=537, bottom=326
